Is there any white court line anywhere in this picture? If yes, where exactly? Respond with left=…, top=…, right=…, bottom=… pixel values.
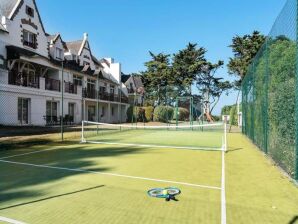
left=0, top=216, right=26, bottom=224
left=86, top=141, right=223, bottom=152
left=0, top=148, right=56, bottom=160
left=221, top=150, right=227, bottom=224
left=0, top=159, right=221, bottom=190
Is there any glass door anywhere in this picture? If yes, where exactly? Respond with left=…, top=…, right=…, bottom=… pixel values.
left=18, top=98, right=30, bottom=124
left=69, top=103, right=75, bottom=123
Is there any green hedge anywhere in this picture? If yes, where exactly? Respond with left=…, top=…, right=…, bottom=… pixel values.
left=126, top=105, right=135, bottom=122
left=144, top=106, right=154, bottom=122
left=221, top=104, right=238, bottom=125
left=173, top=107, right=190, bottom=121
left=127, top=106, right=154, bottom=122
left=153, top=106, right=174, bottom=123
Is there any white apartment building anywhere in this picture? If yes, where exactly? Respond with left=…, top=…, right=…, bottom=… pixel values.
left=0, top=0, right=129, bottom=126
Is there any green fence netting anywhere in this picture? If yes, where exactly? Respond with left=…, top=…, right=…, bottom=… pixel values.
left=242, top=0, right=298, bottom=180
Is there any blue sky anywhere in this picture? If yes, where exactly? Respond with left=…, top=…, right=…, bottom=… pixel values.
left=37, top=0, right=286, bottom=115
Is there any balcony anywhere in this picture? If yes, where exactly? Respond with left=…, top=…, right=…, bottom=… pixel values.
left=23, top=40, right=37, bottom=49
left=45, top=78, right=60, bottom=92
left=65, top=82, right=77, bottom=94
left=121, top=95, right=129, bottom=104
left=83, top=88, right=96, bottom=99
left=8, top=71, right=40, bottom=89
left=83, top=88, right=129, bottom=103
left=98, top=91, right=110, bottom=101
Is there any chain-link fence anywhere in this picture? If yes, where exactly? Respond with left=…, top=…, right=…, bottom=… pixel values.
left=242, top=0, right=298, bottom=180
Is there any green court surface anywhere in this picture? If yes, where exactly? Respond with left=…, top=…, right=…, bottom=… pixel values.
left=0, top=133, right=297, bottom=224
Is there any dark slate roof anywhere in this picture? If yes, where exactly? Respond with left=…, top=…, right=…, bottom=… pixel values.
left=65, top=40, right=83, bottom=54
left=121, top=73, right=130, bottom=83
left=46, top=33, right=60, bottom=43
left=94, top=70, right=118, bottom=85
left=0, top=0, right=18, bottom=17
left=100, top=58, right=110, bottom=67
left=92, top=55, right=103, bottom=68
left=132, top=76, right=144, bottom=88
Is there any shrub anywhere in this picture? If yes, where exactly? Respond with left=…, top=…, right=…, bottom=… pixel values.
left=144, top=106, right=154, bottom=122
left=126, top=105, right=135, bottom=122
left=173, top=107, right=190, bottom=121
left=153, top=106, right=174, bottom=123
left=212, top=115, right=221, bottom=122
left=127, top=106, right=154, bottom=123
left=137, top=107, right=146, bottom=122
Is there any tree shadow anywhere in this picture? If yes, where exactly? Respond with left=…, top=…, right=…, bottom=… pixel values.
left=0, top=185, right=105, bottom=211
left=0, top=144, right=149, bottom=206
left=289, top=215, right=298, bottom=224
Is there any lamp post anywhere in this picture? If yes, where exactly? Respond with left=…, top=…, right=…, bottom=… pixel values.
left=61, top=60, right=64, bottom=141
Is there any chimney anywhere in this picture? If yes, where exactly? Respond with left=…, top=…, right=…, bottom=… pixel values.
left=83, top=33, right=88, bottom=40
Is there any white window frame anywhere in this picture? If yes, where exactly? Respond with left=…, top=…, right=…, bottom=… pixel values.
left=23, top=30, right=36, bottom=48
left=56, top=48, right=63, bottom=60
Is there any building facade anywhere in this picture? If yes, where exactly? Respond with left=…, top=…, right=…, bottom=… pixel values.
left=0, top=0, right=130, bottom=126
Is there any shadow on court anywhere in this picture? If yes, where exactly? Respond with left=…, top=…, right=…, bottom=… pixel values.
left=0, top=139, right=55, bottom=151
left=289, top=216, right=298, bottom=224
left=0, top=185, right=105, bottom=211
left=0, top=144, right=148, bottom=205
left=226, top=148, right=243, bottom=153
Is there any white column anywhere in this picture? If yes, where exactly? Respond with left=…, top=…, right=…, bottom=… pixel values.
left=108, top=103, right=111, bottom=123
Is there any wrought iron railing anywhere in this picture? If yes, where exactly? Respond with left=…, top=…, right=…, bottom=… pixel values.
left=8, top=71, right=40, bottom=89
left=65, top=82, right=77, bottom=94
left=45, top=78, right=60, bottom=92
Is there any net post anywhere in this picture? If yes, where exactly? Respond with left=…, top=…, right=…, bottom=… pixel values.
left=223, top=116, right=228, bottom=152
left=175, top=98, right=178, bottom=130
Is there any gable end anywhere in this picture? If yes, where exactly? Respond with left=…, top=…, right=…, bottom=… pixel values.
left=10, top=0, right=46, bottom=34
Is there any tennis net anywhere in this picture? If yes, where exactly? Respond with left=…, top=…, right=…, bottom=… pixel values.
left=81, top=121, right=227, bottom=151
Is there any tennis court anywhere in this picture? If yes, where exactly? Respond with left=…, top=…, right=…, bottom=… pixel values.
left=0, top=122, right=226, bottom=224
left=1, top=130, right=298, bottom=224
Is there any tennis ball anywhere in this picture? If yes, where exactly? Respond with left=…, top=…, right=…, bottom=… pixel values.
left=162, top=189, right=168, bottom=195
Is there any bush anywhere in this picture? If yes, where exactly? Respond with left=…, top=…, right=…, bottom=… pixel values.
left=173, top=107, right=190, bottom=121
left=153, top=106, right=174, bottom=123
left=127, top=106, right=154, bottom=123
left=137, top=107, right=146, bottom=122
left=126, top=105, right=135, bottom=122
left=212, top=115, right=221, bottom=122
left=144, top=106, right=154, bottom=122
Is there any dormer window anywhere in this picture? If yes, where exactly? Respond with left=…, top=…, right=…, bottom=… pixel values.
left=56, top=48, right=63, bottom=60
left=23, top=30, right=37, bottom=49
left=26, top=6, right=34, bottom=17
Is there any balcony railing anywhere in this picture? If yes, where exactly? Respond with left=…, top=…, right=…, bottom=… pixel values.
left=98, top=91, right=110, bottom=101
left=8, top=72, right=40, bottom=89
left=83, top=88, right=129, bottom=103
left=45, top=78, right=61, bottom=92
left=65, top=82, right=77, bottom=94
left=23, top=40, right=37, bottom=49
left=83, top=88, right=96, bottom=99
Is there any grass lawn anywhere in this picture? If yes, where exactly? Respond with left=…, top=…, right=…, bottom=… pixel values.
left=0, top=132, right=297, bottom=224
